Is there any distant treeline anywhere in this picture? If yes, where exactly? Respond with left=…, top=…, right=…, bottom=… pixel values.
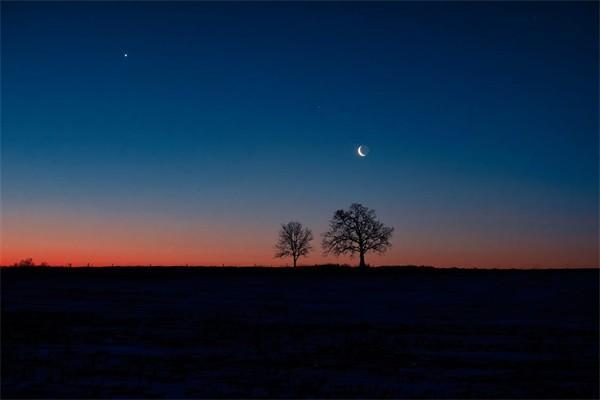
left=7, top=260, right=435, bottom=270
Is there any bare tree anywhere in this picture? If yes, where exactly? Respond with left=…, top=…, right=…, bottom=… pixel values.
left=275, top=221, right=313, bottom=267
left=322, top=203, right=393, bottom=268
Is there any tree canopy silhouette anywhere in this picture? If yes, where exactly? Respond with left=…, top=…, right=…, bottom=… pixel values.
left=322, top=203, right=393, bottom=268
left=275, top=221, right=313, bottom=267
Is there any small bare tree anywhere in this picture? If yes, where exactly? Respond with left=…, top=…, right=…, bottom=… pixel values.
left=322, top=203, right=393, bottom=268
left=275, top=221, right=313, bottom=267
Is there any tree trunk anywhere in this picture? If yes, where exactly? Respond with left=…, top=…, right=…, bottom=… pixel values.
left=359, top=252, right=367, bottom=268
left=293, top=256, right=297, bottom=268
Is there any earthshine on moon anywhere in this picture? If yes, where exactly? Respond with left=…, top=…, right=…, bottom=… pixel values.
left=357, top=145, right=369, bottom=157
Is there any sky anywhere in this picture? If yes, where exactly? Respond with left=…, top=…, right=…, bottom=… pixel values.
left=1, top=2, right=598, bottom=267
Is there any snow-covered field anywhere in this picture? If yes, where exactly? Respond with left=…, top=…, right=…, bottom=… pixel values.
left=2, top=267, right=598, bottom=398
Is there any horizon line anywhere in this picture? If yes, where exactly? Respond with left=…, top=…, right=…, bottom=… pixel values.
left=2, top=264, right=599, bottom=270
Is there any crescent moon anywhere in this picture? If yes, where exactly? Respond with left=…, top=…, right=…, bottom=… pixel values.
left=357, top=146, right=366, bottom=157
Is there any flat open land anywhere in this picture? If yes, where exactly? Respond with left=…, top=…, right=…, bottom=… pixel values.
left=2, top=267, right=598, bottom=398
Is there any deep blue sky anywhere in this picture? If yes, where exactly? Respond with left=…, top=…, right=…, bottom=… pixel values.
left=2, top=2, right=598, bottom=267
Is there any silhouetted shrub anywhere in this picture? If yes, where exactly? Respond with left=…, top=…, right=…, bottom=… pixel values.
left=14, top=258, right=35, bottom=267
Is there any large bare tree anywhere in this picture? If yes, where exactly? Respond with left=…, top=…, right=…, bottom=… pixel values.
left=322, top=203, right=393, bottom=268
left=275, top=221, right=313, bottom=267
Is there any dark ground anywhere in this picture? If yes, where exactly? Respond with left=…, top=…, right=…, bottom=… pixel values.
left=1, top=267, right=598, bottom=398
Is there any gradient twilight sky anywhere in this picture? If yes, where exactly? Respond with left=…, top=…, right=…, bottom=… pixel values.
left=1, top=2, right=598, bottom=267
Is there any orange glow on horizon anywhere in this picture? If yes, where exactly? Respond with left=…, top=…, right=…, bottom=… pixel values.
left=2, top=208, right=598, bottom=268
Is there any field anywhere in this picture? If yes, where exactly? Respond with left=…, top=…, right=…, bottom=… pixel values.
left=1, top=267, right=598, bottom=398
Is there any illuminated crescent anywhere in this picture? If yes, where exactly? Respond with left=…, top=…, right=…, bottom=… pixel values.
left=357, top=146, right=366, bottom=157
